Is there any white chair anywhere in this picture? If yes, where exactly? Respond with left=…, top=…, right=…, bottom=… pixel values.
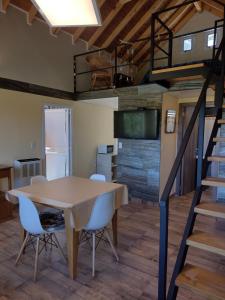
left=89, top=174, right=106, bottom=182
left=82, top=191, right=119, bottom=277
left=15, top=195, right=66, bottom=281
left=30, top=175, right=47, bottom=185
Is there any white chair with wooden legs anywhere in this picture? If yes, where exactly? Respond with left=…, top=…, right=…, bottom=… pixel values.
left=82, top=191, right=119, bottom=277
left=89, top=174, right=106, bottom=182
left=30, top=175, right=47, bottom=185
left=16, top=195, right=66, bottom=281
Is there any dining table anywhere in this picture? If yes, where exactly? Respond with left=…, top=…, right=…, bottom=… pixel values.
left=7, top=176, right=128, bottom=279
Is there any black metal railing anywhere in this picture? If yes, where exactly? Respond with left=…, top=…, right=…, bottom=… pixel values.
left=74, top=0, right=225, bottom=93
left=150, top=0, right=224, bottom=73
left=74, top=38, right=147, bottom=93
left=158, top=15, right=225, bottom=300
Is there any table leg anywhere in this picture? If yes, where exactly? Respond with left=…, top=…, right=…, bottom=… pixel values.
left=64, top=209, right=80, bottom=279
left=112, top=209, right=118, bottom=247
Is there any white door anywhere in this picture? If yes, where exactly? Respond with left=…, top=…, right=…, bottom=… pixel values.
left=44, top=107, right=71, bottom=180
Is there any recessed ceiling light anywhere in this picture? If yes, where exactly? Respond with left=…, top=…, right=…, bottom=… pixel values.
left=31, top=0, right=102, bottom=27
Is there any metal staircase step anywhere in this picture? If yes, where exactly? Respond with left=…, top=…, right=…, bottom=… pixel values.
left=208, top=155, right=225, bottom=162
left=218, top=119, right=225, bottom=124
left=202, top=176, right=225, bottom=187
left=195, top=202, right=225, bottom=219
left=176, top=264, right=225, bottom=300
left=187, top=231, right=225, bottom=256
left=213, top=137, right=225, bottom=142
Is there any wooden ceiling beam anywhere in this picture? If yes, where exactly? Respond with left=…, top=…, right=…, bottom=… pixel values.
left=202, top=0, right=223, bottom=15
left=118, top=0, right=132, bottom=4
left=100, top=0, right=149, bottom=48
left=0, top=0, right=10, bottom=13
left=194, top=1, right=203, bottom=12
left=121, top=0, right=169, bottom=43
left=72, top=0, right=105, bottom=44
left=27, top=4, right=38, bottom=25
left=173, top=6, right=196, bottom=32
left=135, top=6, right=196, bottom=66
left=50, top=27, right=61, bottom=37
left=167, top=4, right=193, bottom=30
left=202, top=1, right=223, bottom=18
left=133, top=0, right=183, bottom=64
left=88, top=1, right=125, bottom=47
left=138, top=7, right=196, bottom=67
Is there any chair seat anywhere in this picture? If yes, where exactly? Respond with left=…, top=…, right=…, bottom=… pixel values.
left=40, top=211, right=65, bottom=231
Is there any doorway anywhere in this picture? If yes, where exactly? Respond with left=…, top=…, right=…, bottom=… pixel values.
left=177, top=104, right=215, bottom=195
left=44, top=106, right=71, bottom=180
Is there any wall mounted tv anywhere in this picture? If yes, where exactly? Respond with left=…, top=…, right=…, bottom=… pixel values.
left=114, top=109, right=160, bottom=140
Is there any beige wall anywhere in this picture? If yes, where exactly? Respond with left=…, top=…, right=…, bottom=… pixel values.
left=73, top=101, right=115, bottom=178
left=160, top=89, right=215, bottom=198
left=0, top=88, right=115, bottom=187
left=0, top=6, right=88, bottom=92
left=160, top=93, right=179, bottom=197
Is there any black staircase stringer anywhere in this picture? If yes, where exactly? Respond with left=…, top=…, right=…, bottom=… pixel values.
left=167, top=106, right=222, bottom=300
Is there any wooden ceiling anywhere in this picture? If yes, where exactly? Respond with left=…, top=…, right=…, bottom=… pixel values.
left=1, top=0, right=225, bottom=65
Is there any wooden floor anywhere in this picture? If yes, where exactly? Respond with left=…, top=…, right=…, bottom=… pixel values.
left=0, top=191, right=224, bottom=300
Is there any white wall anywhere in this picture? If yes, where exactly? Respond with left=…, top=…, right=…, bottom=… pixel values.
left=0, top=6, right=87, bottom=91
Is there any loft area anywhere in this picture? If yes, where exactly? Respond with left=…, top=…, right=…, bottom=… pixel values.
left=74, top=1, right=225, bottom=93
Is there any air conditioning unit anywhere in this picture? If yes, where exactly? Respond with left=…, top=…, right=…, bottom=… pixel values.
left=13, top=158, right=42, bottom=188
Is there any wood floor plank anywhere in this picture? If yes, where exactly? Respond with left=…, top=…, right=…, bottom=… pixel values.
left=176, top=264, right=225, bottom=300
left=0, top=191, right=224, bottom=299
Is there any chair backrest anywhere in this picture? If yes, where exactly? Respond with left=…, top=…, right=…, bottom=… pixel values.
left=89, top=174, right=106, bottom=182
left=30, top=175, right=47, bottom=185
left=18, top=195, right=45, bottom=235
left=84, top=191, right=115, bottom=231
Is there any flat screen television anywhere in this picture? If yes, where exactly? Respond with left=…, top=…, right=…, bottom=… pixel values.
left=114, top=109, right=160, bottom=140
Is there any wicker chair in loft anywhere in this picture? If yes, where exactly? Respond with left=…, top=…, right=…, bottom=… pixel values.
left=86, top=55, right=113, bottom=89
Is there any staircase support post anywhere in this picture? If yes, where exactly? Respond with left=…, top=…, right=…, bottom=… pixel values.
left=158, top=200, right=169, bottom=300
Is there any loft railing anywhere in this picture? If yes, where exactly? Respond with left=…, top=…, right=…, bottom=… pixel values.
left=73, top=38, right=146, bottom=93
left=150, top=0, right=225, bottom=73
left=74, top=0, right=224, bottom=93
left=158, top=11, right=225, bottom=300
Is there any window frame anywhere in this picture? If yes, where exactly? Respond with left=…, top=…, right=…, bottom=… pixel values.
left=183, top=37, right=192, bottom=52
left=207, top=32, right=217, bottom=48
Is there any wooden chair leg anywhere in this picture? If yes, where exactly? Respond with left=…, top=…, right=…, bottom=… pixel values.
left=53, top=233, right=67, bottom=262
left=15, top=232, right=29, bottom=266
left=105, top=229, right=119, bottom=261
left=34, top=237, right=40, bottom=282
left=92, top=232, right=96, bottom=277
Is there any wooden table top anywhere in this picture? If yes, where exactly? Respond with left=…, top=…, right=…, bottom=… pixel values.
left=7, top=176, right=126, bottom=209
left=0, top=165, right=12, bottom=170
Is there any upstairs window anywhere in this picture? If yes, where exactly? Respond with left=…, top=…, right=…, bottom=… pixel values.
left=183, top=38, right=192, bottom=52
left=207, top=33, right=216, bottom=47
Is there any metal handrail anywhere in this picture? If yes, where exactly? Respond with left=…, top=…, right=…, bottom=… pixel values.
left=158, top=36, right=224, bottom=300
